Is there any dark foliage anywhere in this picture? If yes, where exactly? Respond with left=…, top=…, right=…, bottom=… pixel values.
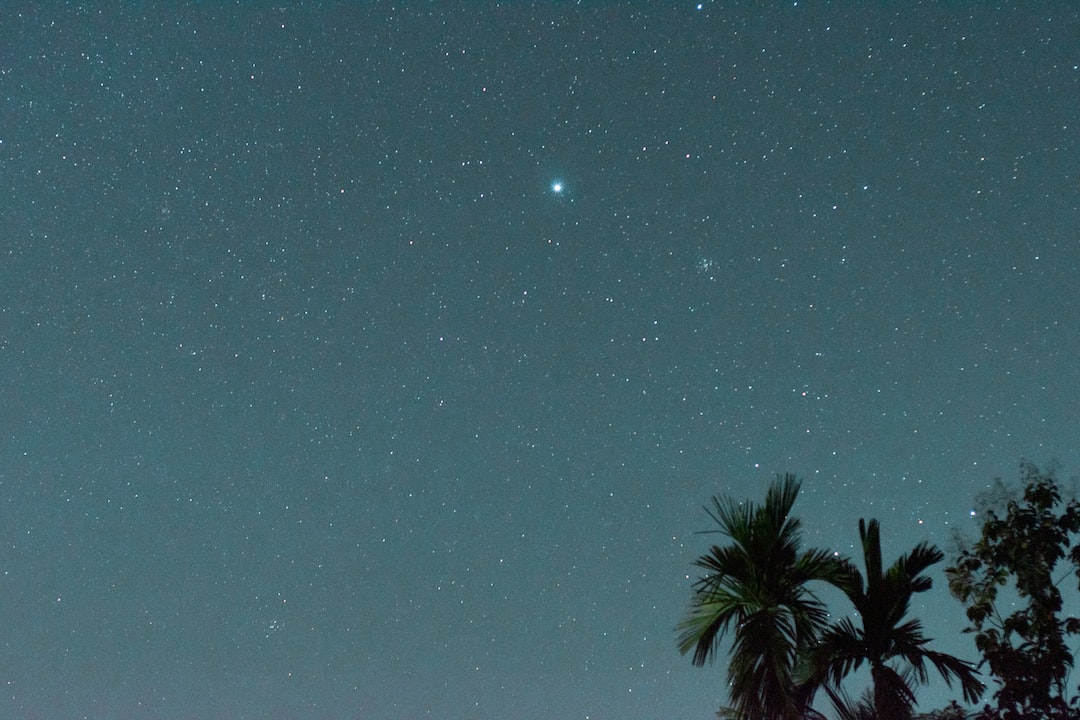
left=678, top=475, right=982, bottom=720
left=677, top=474, right=850, bottom=720
left=915, top=700, right=969, bottom=720
left=947, top=462, right=1080, bottom=719
left=804, top=519, right=983, bottom=720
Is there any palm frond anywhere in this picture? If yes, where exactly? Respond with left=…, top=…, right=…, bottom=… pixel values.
left=871, top=661, right=918, bottom=717
left=809, top=616, right=869, bottom=687
left=824, top=682, right=878, bottom=720
left=678, top=473, right=837, bottom=719
left=803, top=517, right=985, bottom=719
left=915, top=648, right=985, bottom=703
left=676, top=588, right=750, bottom=665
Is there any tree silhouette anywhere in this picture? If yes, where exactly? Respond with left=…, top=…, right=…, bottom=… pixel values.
left=805, top=519, right=984, bottom=720
left=677, top=474, right=848, bottom=720
left=947, top=462, right=1080, bottom=719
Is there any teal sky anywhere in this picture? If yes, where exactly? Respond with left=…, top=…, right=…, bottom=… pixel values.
left=1, top=4, right=1078, bottom=718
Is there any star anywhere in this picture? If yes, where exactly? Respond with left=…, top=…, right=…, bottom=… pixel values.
left=551, top=180, right=564, bottom=194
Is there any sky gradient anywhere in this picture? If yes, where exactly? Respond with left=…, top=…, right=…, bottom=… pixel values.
left=2, top=4, right=1079, bottom=719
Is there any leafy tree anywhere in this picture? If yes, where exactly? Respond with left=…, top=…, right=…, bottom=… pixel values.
left=677, top=474, right=849, bottom=720
left=805, top=519, right=984, bottom=720
left=947, top=462, right=1080, bottom=719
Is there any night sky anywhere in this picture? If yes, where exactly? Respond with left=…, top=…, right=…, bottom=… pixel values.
left=2, top=4, right=1079, bottom=719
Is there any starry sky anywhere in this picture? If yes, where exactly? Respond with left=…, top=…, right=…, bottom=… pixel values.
left=1, top=3, right=1079, bottom=719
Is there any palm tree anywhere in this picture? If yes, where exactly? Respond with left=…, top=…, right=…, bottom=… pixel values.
left=805, top=519, right=984, bottom=720
left=677, top=474, right=849, bottom=720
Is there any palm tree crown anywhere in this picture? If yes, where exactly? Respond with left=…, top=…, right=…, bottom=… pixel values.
left=677, top=474, right=849, bottom=720
left=806, top=518, right=984, bottom=720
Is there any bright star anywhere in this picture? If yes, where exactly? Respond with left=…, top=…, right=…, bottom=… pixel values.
left=551, top=181, right=564, bottom=194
